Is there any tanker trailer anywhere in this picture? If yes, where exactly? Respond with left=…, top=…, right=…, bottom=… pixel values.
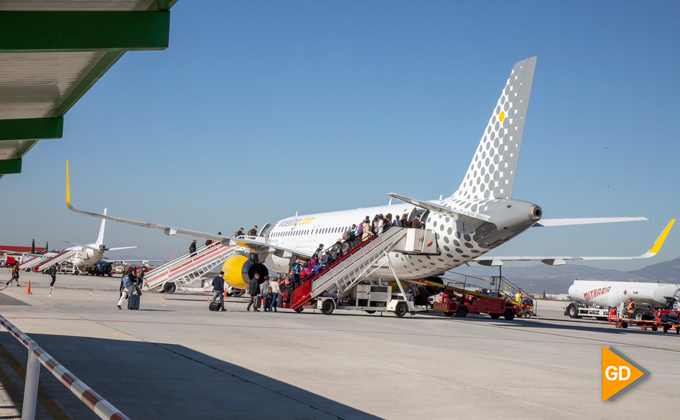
left=564, top=280, right=680, bottom=320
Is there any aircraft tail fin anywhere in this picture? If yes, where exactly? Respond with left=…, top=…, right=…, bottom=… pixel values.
left=96, top=208, right=107, bottom=245
left=451, top=56, right=537, bottom=201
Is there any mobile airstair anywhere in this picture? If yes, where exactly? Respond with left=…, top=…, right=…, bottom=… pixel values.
left=289, top=227, right=423, bottom=317
left=19, top=256, right=45, bottom=271
left=143, top=242, right=239, bottom=293
left=33, top=250, right=77, bottom=272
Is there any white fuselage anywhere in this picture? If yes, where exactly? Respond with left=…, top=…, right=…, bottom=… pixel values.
left=68, top=244, right=105, bottom=269
left=568, top=280, right=680, bottom=308
left=262, top=198, right=536, bottom=280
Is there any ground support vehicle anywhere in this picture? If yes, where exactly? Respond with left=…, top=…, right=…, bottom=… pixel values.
left=607, top=306, right=680, bottom=334
left=315, top=283, right=427, bottom=316
left=431, top=284, right=519, bottom=320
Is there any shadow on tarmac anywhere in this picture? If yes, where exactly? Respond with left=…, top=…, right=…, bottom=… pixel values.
left=0, top=332, right=381, bottom=420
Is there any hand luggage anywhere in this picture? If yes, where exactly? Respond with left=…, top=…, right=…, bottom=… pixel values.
left=209, top=301, right=222, bottom=312
left=128, top=294, right=140, bottom=310
left=255, top=295, right=261, bottom=309
left=264, top=295, right=272, bottom=309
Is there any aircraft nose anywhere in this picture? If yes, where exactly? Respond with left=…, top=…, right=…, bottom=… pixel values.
left=528, top=205, right=542, bottom=221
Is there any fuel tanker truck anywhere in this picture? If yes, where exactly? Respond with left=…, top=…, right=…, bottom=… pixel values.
left=565, top=280, right=680, bottom=320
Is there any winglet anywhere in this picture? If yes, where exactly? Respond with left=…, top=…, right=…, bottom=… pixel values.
left=66, top=160, right=71, bottom=207
left=647, top=219, right=675, bottom=255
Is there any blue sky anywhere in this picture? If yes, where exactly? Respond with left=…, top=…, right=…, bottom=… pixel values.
left=1, top=1, right=679, bottom=272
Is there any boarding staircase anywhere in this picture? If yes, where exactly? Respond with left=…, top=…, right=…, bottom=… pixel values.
left=34, top=250, right=77, bottom=272
left=289, top=227, right=409, bottom=310
left=143, top=242, right=239, bottom=292
left=19, top=256, right=45, bottom=271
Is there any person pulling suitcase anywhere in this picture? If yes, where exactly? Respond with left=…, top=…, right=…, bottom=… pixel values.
left=210, top=271, right=226, bottom=312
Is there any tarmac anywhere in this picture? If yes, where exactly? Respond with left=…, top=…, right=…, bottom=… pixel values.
left=0, top=270, right=678, bottom=420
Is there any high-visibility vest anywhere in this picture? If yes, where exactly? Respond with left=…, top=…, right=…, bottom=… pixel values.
left=627, top=301, right=635, bottom=314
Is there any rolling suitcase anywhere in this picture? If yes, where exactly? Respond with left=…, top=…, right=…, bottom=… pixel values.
left=209, top=301, right=222, bottom=312
left=264, top=295, right=272, bottom=310
left=255, top=295, right=261, bottom=309
left=128, top=294, right=140, bottom=310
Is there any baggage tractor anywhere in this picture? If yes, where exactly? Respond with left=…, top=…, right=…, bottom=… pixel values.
left=209, top=301, right=222, bottom=312
left=128, top=294, right=140, bottom=310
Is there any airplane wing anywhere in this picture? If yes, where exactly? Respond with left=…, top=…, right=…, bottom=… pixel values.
left=66, top=161, right=307, bottom=258
left=475, top=219, right=675, bottom=266
left=387, top=193, right=491, bottom=223
left=106, top=246, right=140, bottom=251
left=533, top=217, right=648, bottom=227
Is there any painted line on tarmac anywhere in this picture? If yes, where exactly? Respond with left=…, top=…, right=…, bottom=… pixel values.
left=0, top=342, right=71, bottom=420
left=2, top=316, right=649, bottom=349
left=454, top=318, right=680, bottom=354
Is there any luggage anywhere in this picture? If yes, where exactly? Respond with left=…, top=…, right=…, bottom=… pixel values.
left=128, top=294, right=140, bottom=310
left=264, top=295, right=272, bottom=310
left=255, top=295, right=261, bottom=309
left=209, top=301, right=222, bottom=312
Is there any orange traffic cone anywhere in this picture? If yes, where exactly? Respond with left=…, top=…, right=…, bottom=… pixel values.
left=23, top=280, right=32, bottom=295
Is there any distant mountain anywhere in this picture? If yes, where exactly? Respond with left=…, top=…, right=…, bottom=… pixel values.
left=628, top=256, right=680, bottom=283
left=448, top=257, right=679, bottom=295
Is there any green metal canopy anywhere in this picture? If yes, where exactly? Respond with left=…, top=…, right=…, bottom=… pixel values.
left=0, top=0, right=178, bottom=179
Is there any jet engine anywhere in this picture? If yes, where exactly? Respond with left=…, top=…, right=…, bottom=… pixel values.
left=221, top=255, right=268, bottom=290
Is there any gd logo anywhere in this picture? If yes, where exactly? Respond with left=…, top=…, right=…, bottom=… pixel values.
left=602, top=347, right=649, bottom=401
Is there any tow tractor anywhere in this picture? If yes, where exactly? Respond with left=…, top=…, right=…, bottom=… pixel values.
left=607, top=305, right=680, bottom=334
left=431, top=283, right=520, bottom=320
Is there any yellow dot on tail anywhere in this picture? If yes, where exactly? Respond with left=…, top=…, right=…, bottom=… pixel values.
left=499, top=111, right=505, bottom=122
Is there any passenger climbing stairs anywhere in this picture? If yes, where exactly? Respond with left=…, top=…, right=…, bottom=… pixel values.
left=290, top=227, right=409, bottom=310
left=144, top=242, right=239, bottom=293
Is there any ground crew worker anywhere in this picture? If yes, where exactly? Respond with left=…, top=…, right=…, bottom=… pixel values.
left=49, top=264, right=57, bottom=287
left=627, top=298, right=635, bottom=319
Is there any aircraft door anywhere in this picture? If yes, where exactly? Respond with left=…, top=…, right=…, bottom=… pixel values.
left=258, top=222, right=271, bottom=237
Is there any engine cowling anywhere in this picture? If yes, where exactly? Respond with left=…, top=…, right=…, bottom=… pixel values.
left=221, top=255, right=268, bottom=289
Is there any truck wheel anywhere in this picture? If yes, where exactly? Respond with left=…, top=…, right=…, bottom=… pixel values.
left=443, top=312, right=454, bottom=317
left=394, top=302, right=408, bottom=318
left=364, top=310, right=376, bottom=314
left=321, top=299, right=335, bottom=315
left=504, top=309, right=515, bottom=321
left=294, top=307, right=304, bottom=313
left=163, top=282, right=177, bottom=293
left=567, top=304, right=581, bottom=319
left=454, top=306, right=468, bottom=318
left=663, top=325, right=669, bottom=333
left=489, top=313, right=500, bottom=319
left=621, top=322, right=628, bottom=329
left=633, top=309, right=645, bottom=321
left=640, top=325, right=647, bottom=331
left=651, top=326, right=658, bottom=331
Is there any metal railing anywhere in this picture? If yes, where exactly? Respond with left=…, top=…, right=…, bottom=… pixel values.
left=0, top=315, right=129, bottom=420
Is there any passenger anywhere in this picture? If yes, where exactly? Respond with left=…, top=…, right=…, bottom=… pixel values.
left=401, top=214, right=410, bottom=227
left=357, top=216, right=369, bottom=237
left=261, top=276, right=270, bottom=311
left=49, top=264, right=57, bottom=287
left=322, top=251, right=334, bottom=268
left=117, top=267, right=135, bottom=309
left=247, top=225, right=258, bottom=236
left=305, top=258, right=316, bottom=278
left=380, top=215, right=391, bottom=234
left=137, top=266, right=145, bottom=288
left=341, top=239, right=350, bottom=255
left=285, top=270, right=295, bottom=306
left=372, top=215, right=381, bottom=236
left=269, top=276, right=280, bottom=312
left=211, top=271, right=226, bottom=311
left=362, top=219, right=374, bottom=242
left=411, top=215, right=422, bottom=229
left=393, top=215, right=402, bottom=227
left=246, top=273, right=261, bottom=312
left=7, top=264, right=19, bottom=286
left=314, top=244, right=324, bottom=262
left=234, top=228, right=244, bottom=237
left=189, top=240, right=197, bottom=257
left=331, top=239, right=343, bottom=259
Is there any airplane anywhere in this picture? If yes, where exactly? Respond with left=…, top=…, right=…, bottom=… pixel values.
left=64, top=56, right=675, bottom=290
left=18, top=210, right=142, bottom=275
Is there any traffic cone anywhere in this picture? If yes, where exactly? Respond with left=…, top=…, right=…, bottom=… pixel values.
left=23, top=280, right=32, bottom=295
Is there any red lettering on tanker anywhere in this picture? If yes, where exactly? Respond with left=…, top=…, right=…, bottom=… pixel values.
left=583, top=286, right=611, bottom=301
